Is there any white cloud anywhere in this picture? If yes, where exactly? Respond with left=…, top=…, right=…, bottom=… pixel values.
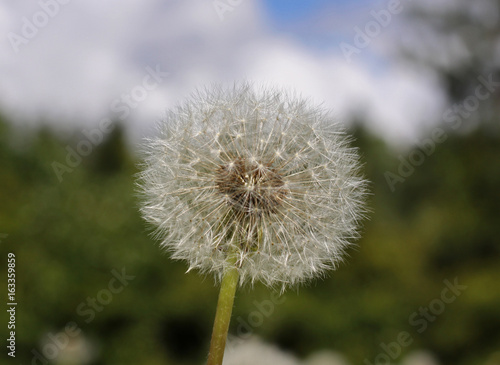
left=0, top=0, right=446, bottom=144
left=239, top=38, right=446, bottom=143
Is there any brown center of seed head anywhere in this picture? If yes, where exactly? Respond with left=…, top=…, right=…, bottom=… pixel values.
left=216, top=157, right=288, bottom=216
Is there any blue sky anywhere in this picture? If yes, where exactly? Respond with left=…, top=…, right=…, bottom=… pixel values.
left=264, top=0, right=344, bottom=21
left=262, top=0, right=371, bottom=22
left=259, top=0, right=384, bottom=54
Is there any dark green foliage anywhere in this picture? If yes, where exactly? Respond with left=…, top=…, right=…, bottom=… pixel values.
left=0, top=116, right=498, bottom=365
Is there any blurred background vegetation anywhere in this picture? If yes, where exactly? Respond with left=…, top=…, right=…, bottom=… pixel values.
left=1, top=1, right=500, bottom=365
left=0, top=107, right=499, bottom=365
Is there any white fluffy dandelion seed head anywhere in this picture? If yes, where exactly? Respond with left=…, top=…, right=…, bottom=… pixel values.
left=138, top=83, right=367, bottom=288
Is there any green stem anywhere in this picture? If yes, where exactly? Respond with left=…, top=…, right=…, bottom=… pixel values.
left=207, top=256, right=239, bottom=365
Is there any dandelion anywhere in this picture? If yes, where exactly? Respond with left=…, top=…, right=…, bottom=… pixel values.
left=305, top=350, right=351, bottom=365
left=223, top=336, right=300, bottom=365
left=138, top=83, right=367, bottom=365
left=401, top=351, right=440, bottom=365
